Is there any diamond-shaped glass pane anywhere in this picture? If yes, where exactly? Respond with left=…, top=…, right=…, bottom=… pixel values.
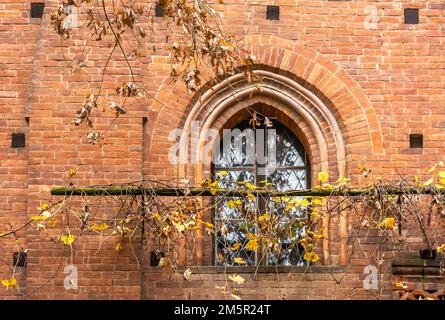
left=267, top=243, right=306, bottom=266
left=267, top=169, right=306, bottom=191
left=215, top=128, right=255, bottom=167
left=216, top=220, right=256, bottom=266
left=215, top=170, right=255, bottom=189
left=267, top=127, right=305, bottom=167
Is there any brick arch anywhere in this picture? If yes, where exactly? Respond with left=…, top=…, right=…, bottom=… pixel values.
left=192, top=95, right=336, bottom=186
left=176, top=69, right=346, bottom=183
left=148, top=35, right=384, bottom=182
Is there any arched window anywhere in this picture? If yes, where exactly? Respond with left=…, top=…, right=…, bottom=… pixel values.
left=212, top=118, right=311, bottom=266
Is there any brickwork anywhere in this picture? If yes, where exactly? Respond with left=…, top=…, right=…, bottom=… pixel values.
left=0, top=0, right=445, bottom=299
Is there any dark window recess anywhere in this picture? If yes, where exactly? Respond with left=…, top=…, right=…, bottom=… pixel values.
left=150, top=250, right=165, bottom=266
left=11, top=133, right=26, bottom=148
left=404, top=8, right=419, bottom=24
left=13, top=252, right=27, bottom=267
left=155, top=1, right=164, bottom=17
left=410, top=134, right=423, bottom=148
left=30, top=3, right=45, bottom=18
left=266, top=5, right=280, bottom=20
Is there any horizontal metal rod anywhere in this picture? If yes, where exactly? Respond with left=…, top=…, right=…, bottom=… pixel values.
left=50, top=187, right=444, bottom=197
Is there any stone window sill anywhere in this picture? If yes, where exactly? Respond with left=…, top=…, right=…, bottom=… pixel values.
left=148, top=265, right=347, bottom=274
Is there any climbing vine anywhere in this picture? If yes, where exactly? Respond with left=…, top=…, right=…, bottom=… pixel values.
left=1, top=162, right=445, bottom=299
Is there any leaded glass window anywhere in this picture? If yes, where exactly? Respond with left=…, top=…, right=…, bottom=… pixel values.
left=212, top=119, right=310, bottom=266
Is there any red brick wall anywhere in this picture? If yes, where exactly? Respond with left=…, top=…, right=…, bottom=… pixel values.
left=0, top=0, right=444, bottom=299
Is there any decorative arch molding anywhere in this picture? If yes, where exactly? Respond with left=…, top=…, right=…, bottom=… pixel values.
left=177, top=69, right=346, bottom=183
left=148, top=35, right=384, bottom=185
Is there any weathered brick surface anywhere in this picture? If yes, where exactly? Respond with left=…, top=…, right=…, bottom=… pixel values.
left=0, top=0, right=444, bottom=299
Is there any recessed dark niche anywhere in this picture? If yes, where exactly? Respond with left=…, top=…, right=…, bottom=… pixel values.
left=409, top=134, right=423, bottom=149
left=30, top=3, right=45, bottom=19
left=150, top=250, right=165, bottom=266
left=13, top=251, right=27, bottom=267
left=419, top=249, right=436, bottom=260
left=404, top=8, right=419, bottom=24
left=11, top=133, right=26, bottom=148
left=266, top=5, right=280, bottom=21
left=155, top=1, right=164, bottom=17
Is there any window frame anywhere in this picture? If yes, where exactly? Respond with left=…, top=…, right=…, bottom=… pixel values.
left=211, top=119, right=311, bottom=267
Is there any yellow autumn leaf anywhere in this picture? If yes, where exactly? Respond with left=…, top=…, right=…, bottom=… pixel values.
left=115, top=243, right=123, bottom=252
left=378, top=217, right=396, bottom=230
left=245, top=182, right=257, bottom=190
left=49, top=218, right=57, bottom=228
left=247, top=193, right=255, bottom=202
left=233, top=257, right=246, bottom=265
left=91, top=223, right=109, bottom=232
left=312, top=198, right=323, bottom=205
left=303, top=251, right=320, bottom=263
left=298, top=199, right=311, bottom=207
left=210, top=181, right=219, bottom=195
left=246, top=232, right=257, bottom=239
left=227, top=199, right=243, bottom=208
left=216, top=171, right=228, bottom=177
left=227, top=200, right=236, bottom=208
left=245, top=239, right=259, bottom=251
left=66, top=169, right=76, bottom=178
left=31, top=216, right=48, bottom=221
left=437, top=244, right=445, bottom=253
left=173, top=221, right=185, bottom=233
left=1, top=277, right=17, bottom=289
left=394, top=282, right=408, bottom=289
left=258, top=214, right=269, bottom=222
left=421, top=178, right=434, bottom=187
left=60, top=234, right=76, bottom=246
left=228, top=273, right=245, bottom=285
left=229, top=242, right=241, bottom=251
left=307, top=230, right=326, bottom=240
left=311, top=209, right=321, bottom=218
left=317, top=172, right=329, bottom=183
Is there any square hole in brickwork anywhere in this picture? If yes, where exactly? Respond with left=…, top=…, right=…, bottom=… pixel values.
left=404, top=8, right=419, bottom=24
left=31, top=3, right=45, bottom=19
left=266, top=5, right=280, bottom=20
left=150, top=250, right=165, bottom=266
left=410, top=134, right=423, bottom=149
left=155, top=1, right=164, bottom=17
left=11, top=133, right=26, bottom=148
left=13, top=252, right=27, bottom=267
